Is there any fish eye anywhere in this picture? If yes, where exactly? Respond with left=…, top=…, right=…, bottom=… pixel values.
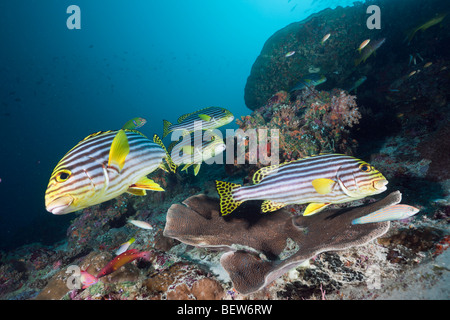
left=359, top=164, right=371, bottom=172
left=56, top=170, right=72, bottom=183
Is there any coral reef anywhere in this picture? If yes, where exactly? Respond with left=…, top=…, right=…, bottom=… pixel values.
left=236, top=88, right=360, bottom=164
left=244, top=0, right=450, bottom=112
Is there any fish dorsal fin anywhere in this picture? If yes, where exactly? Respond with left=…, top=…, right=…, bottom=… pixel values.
left=108, top=130, right=129, bottom=172
left=252, top=161, right=293, bottom=184
left=80, top=130, right=114, bottom=143
left=177, top=107, right=210, bottom=123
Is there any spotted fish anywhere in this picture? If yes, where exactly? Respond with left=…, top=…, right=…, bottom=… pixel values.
left=215, top=154, right=388, bottom=216
left=351, top=204, right=419, bottom=225
left=162, top=106, right=234, bottom=139
left=45, top=129, right=176, bottom=215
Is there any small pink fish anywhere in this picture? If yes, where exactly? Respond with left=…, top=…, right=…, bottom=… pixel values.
left=80, top=268, right=99, bottom=289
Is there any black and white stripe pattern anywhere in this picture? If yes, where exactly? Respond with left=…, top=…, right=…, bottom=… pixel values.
left=168, top=107, right=233, bottom=133
left=233, top=154, right=385, bottom=204
left=46, top=130, right=166, bottom=212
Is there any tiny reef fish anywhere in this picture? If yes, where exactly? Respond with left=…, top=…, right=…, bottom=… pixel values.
left=347, top=76, right=367, bottom=93
left=351, top=204, right=419, bottom=225
left=406, top=13, right=447, bottom=44
left=115, top=237, right=135, bottom=255
left=97, top=249, right=152, bottom=278
left=290, top=74, right=327, bottom=92
left=321, top=33, right=331, bottom=44
left=45, top=130, right=176, bottom=215
left=122, top=117, right=147, bottom=130
left=285, top=51, right=296, bottom=57
left=128, top=219, right=153, bottom=230
left=355, top=38, right=386, bottom=66
left=162, top=106, right=234, bottom=139
left=357, top=39, right=371, bottom=53
left=80, top=268, right=99, bottom=289
left=215, top=154, right=388, bottom=216
left=169, top=131, right=226, bottom=176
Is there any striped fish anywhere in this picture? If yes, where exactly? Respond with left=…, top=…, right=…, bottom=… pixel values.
left=351, top=204, right=419, bottom=225
left=169, top=130, right=226, bottom=176
left=215, top=154, right=388, bottom=216
left=162, top=106, right=234, bottom=139
left=45, top=129, right=176, bottom=215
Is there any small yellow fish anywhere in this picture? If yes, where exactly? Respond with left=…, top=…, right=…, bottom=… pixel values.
left=128, top=219, right=153, bottom=230
left=406, top=13, right=447, bottom=43
left=408, top=70, right=417, bottom=77
left=115, top=237, right=135, bottom=255
left=321, top=33, right=331, bottom=44
left=424, top=62, right=433, bottom=68
left=357, top=39, right=370, bottom=53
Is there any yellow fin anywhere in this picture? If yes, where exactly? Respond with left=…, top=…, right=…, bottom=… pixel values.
left=127, top=188, right=147, bottom=196
left=193, top=164, right=201, bottom=176
left=181, top=163, right=191, bottom=172
left=182, top=145, right=194, bottom=155
left=303, top=203, right=330, bottom=216
left=215, top=180, right=243, bottom=216
left=261, top=200, right=286, bottom=213
left=130, top=176, right=164, bottom=192
left=108, top=130, right=129, bottom=172
left=162, top=120, right=172, bottom=139
left=153, top=134, right=177, bottom=173
left=312, top=178, right=336, bottom=195
left=198, top=114, right=212, bottom=121
left=252, top=161, right=293, bottom=184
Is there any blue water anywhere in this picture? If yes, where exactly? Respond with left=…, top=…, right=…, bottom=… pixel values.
left=0, top=0, right=362, bottom=251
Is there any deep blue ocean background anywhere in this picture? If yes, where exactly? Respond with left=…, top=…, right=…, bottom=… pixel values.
left=0, top=0, right=365, bottom=251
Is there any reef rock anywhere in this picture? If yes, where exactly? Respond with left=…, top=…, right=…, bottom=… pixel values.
left=244, top=0, right=450, bottom=111
left=163, top=192, right=401, bottom=294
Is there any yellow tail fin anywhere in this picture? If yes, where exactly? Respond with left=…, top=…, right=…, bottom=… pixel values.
left=153, top=134, right=177, bottom=173
left=215, top=180, right=243, bottom=216
left=162, top=120, right=172, bottom=139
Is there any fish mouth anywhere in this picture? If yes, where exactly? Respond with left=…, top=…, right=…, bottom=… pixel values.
left=46, top=196, right=74, bottom=215
left=373, top=179, right=388, bottom=191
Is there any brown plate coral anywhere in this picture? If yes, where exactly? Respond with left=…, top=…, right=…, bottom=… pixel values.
left=163, top=191, right=402, bottom=294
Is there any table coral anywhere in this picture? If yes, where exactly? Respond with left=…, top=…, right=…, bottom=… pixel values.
left=163, top=192, right=402, bottom=294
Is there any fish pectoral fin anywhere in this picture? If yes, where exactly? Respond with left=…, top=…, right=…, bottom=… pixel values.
left=193, top=164, right=201, bottom=176
left=312, top=178, right=336, bottom=195
left=181, top=145, right=194, bottom=155
left=303, top=203, right=330, bottom=216
left=127, top=188, right=147, bottom=196
left=261, top=200, right=286, bottom=213
left=130, top=177, right=165, bottom=192
left=108, top=130, right=130, bottom=172
left=198, top=114, right=212, bottom=121
left=181, top=163, right=191, bottom=172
